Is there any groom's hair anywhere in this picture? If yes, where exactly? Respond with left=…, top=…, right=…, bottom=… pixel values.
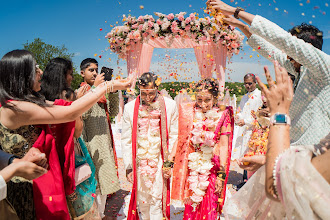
left=289, top=23, right=323, bottom=50
left=138, top=72, right=158, bottom=88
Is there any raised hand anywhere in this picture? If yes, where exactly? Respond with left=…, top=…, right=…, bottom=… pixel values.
left=256, top=62, right=293, bottom=115
left=112, top=77, right=133, bottom=91
left=20, top=148, right=48, bottom=169
left=94, top=73, right=105, bottom=87
left=207, top=0, right=236, bottom=16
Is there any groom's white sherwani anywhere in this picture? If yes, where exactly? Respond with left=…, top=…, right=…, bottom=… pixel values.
left=121, top=96, right=178, bottom=219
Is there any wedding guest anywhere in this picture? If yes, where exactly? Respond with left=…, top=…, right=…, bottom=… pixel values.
left=121, top=72, right=178, bottom=220
left=208, top=0, right=330, bottom=146
left=77, top=58, right=121, bottom=220
left=171, top=79, right=234, bottom=219
left=231, top=74, right=262, bottom=188
left=41, top=58, right=101, bottom=219
left=207, top=0, right=330, bottom=181
left=0, top=50, right=131, bottom=220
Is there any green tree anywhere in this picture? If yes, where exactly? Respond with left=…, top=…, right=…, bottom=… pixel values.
left=23, top=38, right=74, bottom=70
left=23, top=38, right=83, bottom=90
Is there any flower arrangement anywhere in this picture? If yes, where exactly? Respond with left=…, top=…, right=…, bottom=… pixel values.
left=106, top=12, right=244, bottom=59
left=243, top=110, right=270, bottom=165
left=187, top=107, right=222, bottom=209
left=137, top=100, right=162, bottom=189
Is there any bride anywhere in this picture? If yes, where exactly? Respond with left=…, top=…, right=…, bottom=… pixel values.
left=171, top=78, right=234, bottom=219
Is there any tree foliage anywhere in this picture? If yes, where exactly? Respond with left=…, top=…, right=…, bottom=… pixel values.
left=23, top=38, right=74, bottom=70
left=23, top=38, right=84, bottom=90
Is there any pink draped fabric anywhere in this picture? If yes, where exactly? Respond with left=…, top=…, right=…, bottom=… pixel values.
left=126, top=37, right=227, bottom=91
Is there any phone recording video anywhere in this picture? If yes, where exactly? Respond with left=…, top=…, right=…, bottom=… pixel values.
left=101, top=66, right=113, bottom=81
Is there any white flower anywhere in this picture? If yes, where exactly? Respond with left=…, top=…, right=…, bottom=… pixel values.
left=188, top=152, right=201, bottom=162
left=198, top=181, right=210, bottom=190
left=193, top=188, right=206, bottom=197
left=200, top=146, right=213, bottom=155
left=153, top=23, right=160, bottom=33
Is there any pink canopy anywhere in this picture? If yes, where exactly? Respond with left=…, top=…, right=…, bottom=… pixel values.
left=126, top=37, right=227, bottom=92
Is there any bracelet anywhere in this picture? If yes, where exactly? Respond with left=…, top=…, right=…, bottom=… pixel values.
left=163, top=160, right=174, bottom=168
left=217, top=171, right=226, bottom=180
left=106, top=81, right=114, bottom=93
left=272, top=150, right=288, bottom=199
left=234, top=7, right=244, bottom=19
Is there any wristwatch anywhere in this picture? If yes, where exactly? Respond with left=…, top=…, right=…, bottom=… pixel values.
left=270, top=113, right=291, bottom=126
left=234, top=7, right=244, bottom=19
left=8, top=155, right=19, bottom=165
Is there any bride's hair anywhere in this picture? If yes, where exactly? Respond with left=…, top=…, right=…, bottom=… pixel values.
left=195, top=78, right=219, bottom=99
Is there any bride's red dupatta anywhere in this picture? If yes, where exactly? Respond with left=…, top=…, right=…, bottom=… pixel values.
left=32, top=99, right=76, bottom=220
left=127, top=95, right=171, bottom=220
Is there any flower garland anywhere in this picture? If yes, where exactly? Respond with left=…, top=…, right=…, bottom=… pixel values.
left=137, top=100, right=161, bottom=189
left=106, top=12, right=244, bottom=59
left=187, top=107, right=222, bottom=209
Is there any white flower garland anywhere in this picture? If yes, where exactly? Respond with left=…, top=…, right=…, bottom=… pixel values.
left=187, top=107, right=222, bottom=209
left=137, top=100, right=161, bottom=189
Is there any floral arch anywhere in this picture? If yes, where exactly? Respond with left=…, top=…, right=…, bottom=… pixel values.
left=106, top=12, right=244, bottom=92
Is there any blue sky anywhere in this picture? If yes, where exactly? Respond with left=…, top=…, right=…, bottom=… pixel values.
left=0, top=0, right=329, bottom=82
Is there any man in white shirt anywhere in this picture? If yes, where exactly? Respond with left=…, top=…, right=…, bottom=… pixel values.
left=232, top=74, right=263, bottom=160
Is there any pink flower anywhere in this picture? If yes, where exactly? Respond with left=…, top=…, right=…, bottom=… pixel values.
left=204, top=139, right=215, bottom=146
left=142, top=32, right=149, bottom=38
left=132, top=24, right=139, bottom=29
left=167, top=13, right=174, bottom=20
left=231, top=42, right=239, bottom=48
left=138, top=24, right=143, bottom=31
left=189, top=13, right=195, bottom=19
left=225, top=36, right=231, bottom=41
left=137, top=16, right=144, bottom=22
left=150, top=110, right=161, bottom=118
left=157, top=19, right=163, bottom=25
left=184, top=25, right=191, bottom=31
left=230, top=34, right=237, bottom=40
left=149, top=119, right=160, bottom=127
left=204, top=131, right=215, bottom=141
left=148, top=21, right=153, bottom=27
left=138, top=118, right=149, bottom=125
left=191, top=135, right=203, bottom=145
left=185, top=17, right=191, bottom=24
left=140, top=159, right=148, bottom=167
left=178, top=14, right=184, bottom=21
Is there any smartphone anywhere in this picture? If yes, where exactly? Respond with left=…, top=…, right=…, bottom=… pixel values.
left=101, top=66, right=113, bottom=81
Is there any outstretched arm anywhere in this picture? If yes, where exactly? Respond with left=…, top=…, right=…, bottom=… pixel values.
left=1, top=79, right=132, bottom=130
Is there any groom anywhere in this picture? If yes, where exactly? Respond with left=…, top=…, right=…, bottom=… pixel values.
left=121, top=72, right=178, bottom=220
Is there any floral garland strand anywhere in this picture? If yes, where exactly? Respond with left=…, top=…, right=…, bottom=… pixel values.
left=106, top=12, right=244, bottom=59
left=187, top=107, right=222, bottom=209
left=137, top=100, right=162, bottom=189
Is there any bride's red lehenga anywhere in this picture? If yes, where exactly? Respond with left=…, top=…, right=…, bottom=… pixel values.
left=171, top=102, right=234, bottom=220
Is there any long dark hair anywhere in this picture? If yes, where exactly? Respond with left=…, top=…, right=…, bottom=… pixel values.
left=0, top=50, right=47, bottom=109
left=40, top=57, right=73, bottom=101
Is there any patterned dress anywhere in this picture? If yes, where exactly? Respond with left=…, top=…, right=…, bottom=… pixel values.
left=0, top=110, right=42, bottom=220
left=81, top=94, right=120, bottom=196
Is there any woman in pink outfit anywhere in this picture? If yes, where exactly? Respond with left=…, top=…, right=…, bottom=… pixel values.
left=171, top=79, right=234, bottom=219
